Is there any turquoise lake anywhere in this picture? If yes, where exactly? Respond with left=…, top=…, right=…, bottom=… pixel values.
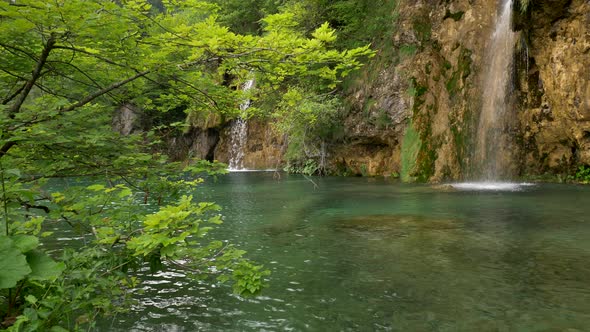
left=58, top=172, right=590, bottom=331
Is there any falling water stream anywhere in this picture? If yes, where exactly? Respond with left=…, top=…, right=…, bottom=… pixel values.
left=228, top=79, right=255, bottom=171
left=456, top=0, right=521, bottom=190
left=474, top=0, right=517, bottom=180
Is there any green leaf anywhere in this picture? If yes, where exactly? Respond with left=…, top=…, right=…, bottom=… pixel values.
left=12, top=235, right=40, bottom=253
left=118, top=187, right=133, bottom=198
left=0, top=236, right=31, bottom=289
left=5, top=168, right=21, bottom=178
left=25, top=250, right=64, bottom=281
left=25, top=294, right=38, bottom=305
left=87, top=184, right=105, bottom=191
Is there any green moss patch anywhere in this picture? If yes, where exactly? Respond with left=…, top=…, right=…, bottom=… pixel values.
left=401, top=120, right=422, bottom=182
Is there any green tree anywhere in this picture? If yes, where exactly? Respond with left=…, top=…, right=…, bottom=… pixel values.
left=0, top=0, right=371, bottom=330
left=207, top=0, right=285, bottom=35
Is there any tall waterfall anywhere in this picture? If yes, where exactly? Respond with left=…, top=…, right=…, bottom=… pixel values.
left=473, top=0, right=517, bottom=181
left=228, top=79, right=254, bottom=170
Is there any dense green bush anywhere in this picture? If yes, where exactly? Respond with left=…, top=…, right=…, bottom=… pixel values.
left=575, top=165, right=590, bottom=184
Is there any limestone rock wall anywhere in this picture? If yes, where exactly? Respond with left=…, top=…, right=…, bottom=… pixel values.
left=166, top=127, right=220, bottom=162
left=329, top=0, right=590, bottom=180
left=214, top=119, right=285, bottom=169
left=518, top=0, right=590, bottom=174
left=335, top=0, right=499, bottom=180
left=112, top=103, right=146, bottom=136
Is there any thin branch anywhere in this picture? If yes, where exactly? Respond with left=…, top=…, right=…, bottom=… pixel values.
left=99, top=260, right=134, bottom=278
left=58, top=69, right=151, bottom=115
left=45, top=60, right=121, bottom=102
left=172, top=77, right=222, bottom=113
left=0, top=68, right=28, bottom=81
left=7, top=34, right=57, bottom=118
left=0, top=42, right=38, bottom=62
left=138, top=11, right=192, bottom=42
left=2, top=82, right=26, bottom=105
left=33, top=82, right=77, bottom=100
left=141, top=74, right=218, bottom=112
left=53, top=45, right=130, bottom=68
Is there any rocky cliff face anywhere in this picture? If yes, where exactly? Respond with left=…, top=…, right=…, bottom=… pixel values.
left=215, top=119, right=285, bottom=169
left=517, top=0, right=590, bottom=174
left=338, top=0, right=499, bottom=180
left=164, top=117, right=284, bottom=169
left=328, top=0, right=590, bottom=180
left=180, top=0, right=589, bottom=180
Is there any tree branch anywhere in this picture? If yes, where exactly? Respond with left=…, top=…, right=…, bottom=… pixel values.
left=7, top=34, right=57, bottom=118
left=58, top=69, right=151, bottom=114
left=0, top=69, right=151, bottom=158
left=0, top=142, right=16, bottom=158
left=2, top=82, right=26, bottom=105
left=45, top=60, right=121, bottom=102
left=0, top=42, right=39, bottom=63
left=52, top=45, right=129, bottom=68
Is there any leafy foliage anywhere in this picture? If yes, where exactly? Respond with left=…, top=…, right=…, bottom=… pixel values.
left=0, top=0, right=373, bottom=330
left=207, top=0, right=284, bottom=35
left=0, top=237, right=33, bottom=289
left=575, top=165, right=590, bottom=184
left=274, top=87, right=344, bottom=175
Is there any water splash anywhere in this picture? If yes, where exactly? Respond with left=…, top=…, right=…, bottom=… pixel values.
left=473, top=0, right=517, bottom=181
left=451, top=182, right=533, bottom=192
left=228, top=79, right=254, bottom=171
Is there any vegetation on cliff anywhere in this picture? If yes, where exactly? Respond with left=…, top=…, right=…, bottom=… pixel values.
left=209, top=0, right=397, bottom=174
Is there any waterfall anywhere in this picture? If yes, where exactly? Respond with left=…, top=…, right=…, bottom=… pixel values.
left=473, top=0, right=517, bottom=181
left=228, top=79, right=254, bottom=170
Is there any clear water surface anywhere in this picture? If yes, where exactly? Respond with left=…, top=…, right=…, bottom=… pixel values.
left=53, top=173, right=590, bottom=331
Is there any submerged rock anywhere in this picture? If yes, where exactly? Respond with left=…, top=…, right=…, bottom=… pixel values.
left=431, top=184, right=456, bottom=191
left=332, top=214, right=462, bottom=233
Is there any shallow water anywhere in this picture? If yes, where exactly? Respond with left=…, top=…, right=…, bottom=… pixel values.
left=75, top=173, right=590, bottom=331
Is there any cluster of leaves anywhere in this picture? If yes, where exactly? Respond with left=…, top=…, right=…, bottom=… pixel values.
left=211, top=0, right=399, bottom=49
left=0, top=0, right=374, bottom=329
left=0, top=235, right=64, bottom=317
left=1, top=156, right=271, bottom=330
left=205, top=0, right=284, bottom=35
left=574, top=165, right=590, bottom=184
left=284, top=159, right=320, bottom=176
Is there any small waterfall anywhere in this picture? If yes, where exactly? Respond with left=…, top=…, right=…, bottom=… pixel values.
left=473, top=0, right=517, bottom=181
left=452, top=0, right=533, bottom=191
left=228, top=79, right=254, bottom=170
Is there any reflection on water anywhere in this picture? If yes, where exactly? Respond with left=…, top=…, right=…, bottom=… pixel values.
left=55, top=173, right=589, bottom=331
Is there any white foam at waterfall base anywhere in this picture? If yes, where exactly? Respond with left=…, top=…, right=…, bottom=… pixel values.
left=451, top=182, right=534, bottom=191
left=227, top=168, right=278, bottom=173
